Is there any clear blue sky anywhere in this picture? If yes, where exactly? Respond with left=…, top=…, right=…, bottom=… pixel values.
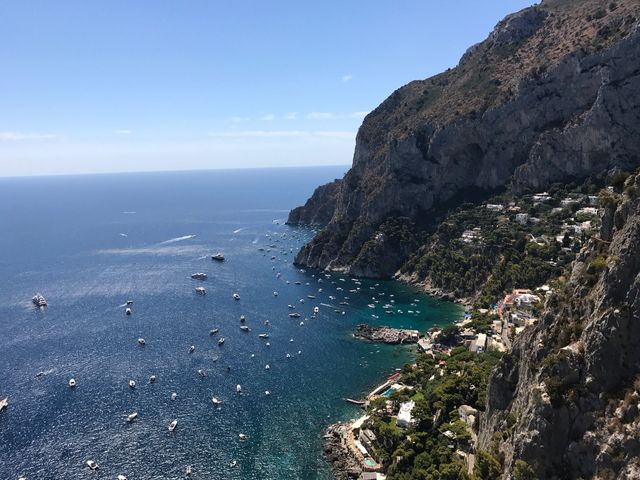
left=0, top=0, right=534, bottom=176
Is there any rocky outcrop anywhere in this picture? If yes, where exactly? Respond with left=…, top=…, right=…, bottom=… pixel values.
left=292, top=0, right=640, bottom=278
left=287, top=179, right=341, bottom=226
left=353, top=324, right=421, bottom=344
left=323, top=423, right=363, bottom=480
left=477, top=172, right=640, bottom=479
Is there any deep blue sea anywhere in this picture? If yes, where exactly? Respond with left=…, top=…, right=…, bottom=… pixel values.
left=0, top=167, right=461, bottom=480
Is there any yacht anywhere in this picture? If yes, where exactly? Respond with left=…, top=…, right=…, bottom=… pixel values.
left=191, top=273, right=208, bottom=280
left=195, top=287, right=206, bottom=295
left=236, top=384, right=242, bottom=394
left=258, top=333, right=269, bottom=339
left=138, top=338, right=146, bottom=346
left=189, top=345, right=195, bottom=353
left=211, top=253, right=225, bottom=261
left=209, top=328, right=219, bottom=335
left=117, top=475, right=128, bottom=480
left=186, top=465, right=192, bottom=476
left=218, top=337, right=225, bottom=346
left=265, top=390, right=271, bottom=396
left=125, top=307, right=132, bottom=316
left=273, top=291, right=278, bottom=296
left=265, top=364, right=270, bottom=370
left=149, top=375, right=156, bottom=383
left=171, top=392, right=178, bottom=400
left=240, top=325, right=250, bottom=332
left=32, top=294, right=47, bottom=308
left=68, top=378, right=76, bottom=388
left=313, top=306, right=320, bottom=314
left=127, top=412, right=138, bottom=423
left=168, top=419, right=177, bottom=432
left=129, top=380, right=136, bottom=389
left=0, top=397, right=8, bottom=412
left=232, top=293, right=240, bottom=301
left=86, top=460, right=98, bottom=470
left=289, top=312, right=300, bottom=318
left=239, top=433, right=248, bottom=441
left=211, top=397, right=221, bottom=407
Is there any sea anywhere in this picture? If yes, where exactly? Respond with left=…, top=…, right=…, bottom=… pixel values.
left=0, top=166, right=461, bottom=480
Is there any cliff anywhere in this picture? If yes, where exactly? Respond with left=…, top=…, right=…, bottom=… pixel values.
left=477, top=172, right=640, bottom=479
left=289, top=0, right=640, bottom=279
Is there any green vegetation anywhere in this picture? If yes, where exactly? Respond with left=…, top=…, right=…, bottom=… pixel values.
left=365, top=348, right=503, bottom=479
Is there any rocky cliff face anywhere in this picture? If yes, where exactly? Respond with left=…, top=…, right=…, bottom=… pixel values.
left=477, top=172, right=640, bottom=479
left=289, top=0, right=640, bottom=278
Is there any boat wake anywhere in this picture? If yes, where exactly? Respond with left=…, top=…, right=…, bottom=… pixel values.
left=233, top=228, right=246, bottom=234
left=158, top=234, right=196, bottom=245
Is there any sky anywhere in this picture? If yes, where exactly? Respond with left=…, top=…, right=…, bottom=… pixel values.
left=0, top=0, right=534, bottom=177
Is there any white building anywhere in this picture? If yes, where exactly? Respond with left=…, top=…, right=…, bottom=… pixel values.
left=532, top=192, right=551, bottom=203
left=396, top=401, right=416, bottom=428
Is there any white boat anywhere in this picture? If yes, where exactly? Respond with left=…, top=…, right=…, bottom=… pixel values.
left=265, top=364, right=270, bottom=370
left=300, top=321, right=304, bottom=326
left=289, top=312, right=300, bottom=318
left=287, top=304, right=295, bottom=309
left=239, top=315, right=246, bottom=322
left=198, top=369, right=206, bottom=377
left=68, top=378, right=76, bottom=388
left=125, top=300, right=133, bottom=306
left=138, top=338, right=146, bottom=346
left=265, top=390, right=270, bottom=396
left=32, top=293, right=47, bottom=307
left=86, top=460, right=98, bottom=470
left=240, top=325, right=250, bottom=332
left=127, top=412, right=138, bottom=423
left=232, top=293, right=240, bottom=301
left=186, top=465, right=192, bottom=475
left=307, top=295, right=316, bottom=299
left=117, top=475, right=128, bottom=480
left=125, top=307, right=132, bottom=315
left=273, top=291, right=278, bottom=296
left=171, top=392, right=177, bottom=400
left=258, top=333, right=269, bottom=339
left=128, top=380, right=136, bottom=389
left=239, top=433, right=248, bottom=441
left=209, top=328, right=219, bottom=335
left=149, top=375, right=156, bottom=383
left=211, top=397, right=221, bottom=407
left=211, top=253, right=225, bottom=261
left=0, top=397, right=8, bottom=412
left=236, top=384, right=242, bottom=394
left=195, top=287, right=206, bottom=295
left=229, top=460, right=237, bottom=468
left=264, top=320, right=270, bottom=325
left=191, top=272, right=208, bottom=280
left=313, top=306, right=320, bottom=314
left=218, top=337, right=225, bottom=346
left=189, top=345, right=195, bottom=353
left=168, top=419, right=177, bottom=431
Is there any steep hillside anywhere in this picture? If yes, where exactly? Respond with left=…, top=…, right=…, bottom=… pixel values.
left=289, top=0, right=640, bottom=279
left=477, top=171, right=640, bottom=479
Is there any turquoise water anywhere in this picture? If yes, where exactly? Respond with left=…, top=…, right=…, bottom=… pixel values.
left=0, top=167, right=461, bottom=479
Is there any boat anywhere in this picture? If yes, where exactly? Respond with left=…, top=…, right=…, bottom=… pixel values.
left=125, top=300, right=133, bottom=305
left=229, top=460, right=237, bottom=468
left=258, top=333, right=269, bottom=339
left=189, top=345, right=195, bottom=353
left=313, top=306, right=320, bottom=314
left=149, top=375, right=156, bottom=383
left=186, top=465, right=192, bottom=476
left=171, top=392, right=177, bottom=400
left=129, top=379, right=136, bottom=389
left=197, top=369, right=206, bottom=377
left=232, top=293, right=240, bottom=301
left=195, top=287, right=206, bottom=295
left=191, top=273, right=208, bottom=280
left=209, top=328, right=219, bottom=335
left=0, top=397, right=8, bottom=412
left=127, top=412, right=138, bottom=422
left=168, top=419, right=177, bottom=432
left=117, top=475, right=128, bottom=480
left=211, top=397, right=221, bottom=407
left=239, top=315, right=246, bottom=322
left=32, top=293, right=47, bottom=307
left=289, top=313, right=301, bottom=318
left=286, top=353, right=291, bottom=358
left=138, top=338, right=146, bottom=346
left=273, top=291, right=278, bottom=296
left=68, top=378, right=76, bottom=388
left=287, top=304, right=295, bottom=309
left=218, top=337, right=225, bottom=346
left=125, top=307, right=132, bottom=315
left=294, top=281, right=301, bottom=285
left=265, top=364, right=270, bottom=370
left=264, top=320, right=270, bottom=325
left=265, top=390, right=270, bottom=396
left=211, top=253, right=225, bottom=261
left=86, top=460, right=98, bottom=470
left=239, top=433, right=248, bottom=441
left=240, top=325, right=250, bottom=332
left=236, top=384, right=242, bottom=394
left=307, top=295, right=316, bottom=299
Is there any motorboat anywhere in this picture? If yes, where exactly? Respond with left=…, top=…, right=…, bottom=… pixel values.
left=129, top=380, right=136, bottom=389
left=265, top=364, right=270, bottom=370
left=209, top=328, right=219, bottom=335
left=232, top=293, right=240, bottom=301
left=307, top=295, right=316, bottom=299
left=229, top=460, right=237, bottom=468
left=186, top=465, right=192, bottom=476
left=211, top=253, right=225, bottom=261
left=117, top=475, right=128, bottom=480
left=265, top=390, right=270, bottom=396
left=287, top=304, right=295, bottom=309
left=68, top=378, right=76, bottom=388
left=288, top=313, right=300, bottom=318
left=273, top=291, right=278, bottom=296
left=86, top=460, right=98, bottom=470
left=168, top=419, right=177, bottom=432
left=171, top=392, right=177, bottom=400
left=125, top=300, right=133, bottom=305
left=239, top=433, right=248, bottom=441
left=127, top=412, right=138, bottom=423
left=0, top=397, right=8, bottom=412
left=300, top=321, right=304, bottom=326
left=32, top=293, right=47, bottom=307
left=198, top=369, right=206, bottom=377
left=191, top=273, right=208, bottom=280
left=218, top=337, right=225, bottom=346
left=149, top=375, right=156, bottom=383
left=313, top=306, right=320, bottom=314
left=236, top=384, right=242, bottom=394
left=195, top=287, right=206, bottom=295
left=125, top=308, right=132, bottom=316
left=189, top=345, right=195, bottom=353
left=211, top=397, right=221, bottom=407
left=240, top=325, right=250, bottom=332
left=138, top=338, right=146, bottom=346
left=258, top=333, right=269, bottom=339
left=239, top=315, right=246, bottom=322
left=264, top=320, right=270, bottom=325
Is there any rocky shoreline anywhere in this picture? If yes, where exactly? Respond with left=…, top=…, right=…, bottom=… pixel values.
left=353, top=324, right=421, bottom=344
left=323, top=423, right=363, bottom=480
